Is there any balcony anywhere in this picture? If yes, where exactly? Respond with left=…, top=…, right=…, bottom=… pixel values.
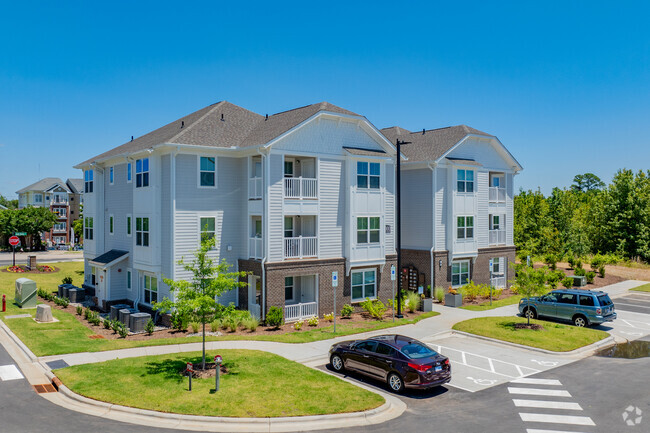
left=284, top=301, right=318, bottom=322
left=489, top=229, right=506, bottom=245
left=248, top=177, right=262, bottom=200
left=284, top=236, right=317, bottom=259
left=489, top=187, right=506, bottom=203
left=249, top=237, right=263, bottom=259
left=284, top=177, right=317, bottom=199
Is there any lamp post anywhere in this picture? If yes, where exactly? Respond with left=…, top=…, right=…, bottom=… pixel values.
left=395, top=138, right=411, bottom=319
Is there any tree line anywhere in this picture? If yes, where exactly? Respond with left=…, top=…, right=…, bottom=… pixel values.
left=0, top=206, right=58, bottom=250
left=515, top=169, right=650, bottom=262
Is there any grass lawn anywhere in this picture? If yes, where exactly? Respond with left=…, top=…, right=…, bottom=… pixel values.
left=460, top=295, right=523, bottom=311
left=452, top=316, right=609, bottom=352
left=2, top=262, right=440, bottom=356
left=631, top=283, right=650, bottom=292
left=54, top=349, right=384, bottom=417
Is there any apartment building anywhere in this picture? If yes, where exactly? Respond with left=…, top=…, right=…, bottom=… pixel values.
left=16, top=177, right=83, bottom=246
left=74, top=102, right=398, bottom=319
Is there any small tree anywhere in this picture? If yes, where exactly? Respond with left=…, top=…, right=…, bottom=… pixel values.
left=511, top=263, right=550, bottom=325
left=154, top=236, right=248, bottom=369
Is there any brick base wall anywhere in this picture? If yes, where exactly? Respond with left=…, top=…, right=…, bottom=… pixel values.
left=237, top=259, right=263, bottom=309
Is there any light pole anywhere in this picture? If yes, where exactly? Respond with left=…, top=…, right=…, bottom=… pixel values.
left=395, top=138, right=411, bottom=319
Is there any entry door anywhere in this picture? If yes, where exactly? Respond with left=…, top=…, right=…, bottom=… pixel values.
left=96, top=268, right=106, bottom=304
left=300, top=275, right=315, bottom=303
left=248, top=275, right=261, bottom=319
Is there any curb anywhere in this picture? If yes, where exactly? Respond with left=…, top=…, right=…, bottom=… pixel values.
left=450, top=330, right=616, bottom=357
left=0, top=318, right=38, bottom=362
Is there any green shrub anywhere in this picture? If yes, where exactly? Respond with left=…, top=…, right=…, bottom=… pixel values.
left=574, top=267, right=586, bottom=277
left=360, top=298, right=387, bottom=320
left=544, top=253, right=558, bottom=270
left=590, top=255, right=604, bottom=270
left=76, top=305, right=83, bottom=316
left=61, top=276, right=73, bottom=284
left=567, top=256, right=576, bottom=269
left=224, top=316, right=239, bottom=332
left=88, top=312, right=101, bottom=326
left=307, top=316, right=319, bottom=327
left=189, top=321, right=201, bottom=334
left=546, top=270, right=563, bottom=289
left=83, top=307, right=90, bottom=320
left=561, top=277, right=574, bottom=289
left=117, top=323, right=129, bottom=338
left=434, top=287, right=445, bottom=303
left=459, top=281, right=483, bottom=301
left=425, top=285, right=432, bottom=298
left=243, top=316, right=259, bottom=332
left=492, top=287, right=503, bottom=298
left=103, top=318, right=112, bottom=329
left=598, top=265, right=606, bottom=278
left=341, top=304, right=354, bottom=318
left=294, top=320, right=303, bottom=330
left=323, top=312, right=334, bottom=322
left=170, top=310, right=189, bottom=331
left=406, top=292, right=421, bottom=313
left=586, top=271, right=596, bottom=284
left=145, top=318, right=155, bottom=335
left=210, top=319, right=222, bottom=332
left=111, top=319, right=121, bottom=333
left=266, top=306, right=284, bottom=328
left=575, top=259, right=583, bottom=269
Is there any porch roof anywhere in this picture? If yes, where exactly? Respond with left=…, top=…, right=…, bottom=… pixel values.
left=89, top=249, right=129, bottom=268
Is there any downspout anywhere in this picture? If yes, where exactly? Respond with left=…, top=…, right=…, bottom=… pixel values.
left=171, top=147, right=179, bottom=303
left=428, top=162, right=437, bottom=293
left=258, top=147, right=268, bottom=320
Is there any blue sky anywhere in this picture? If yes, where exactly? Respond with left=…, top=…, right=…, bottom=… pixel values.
left=1, top=1, right=648, bottom=198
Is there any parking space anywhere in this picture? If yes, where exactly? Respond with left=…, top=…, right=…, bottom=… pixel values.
left=614, top=292, right=650, bottom=314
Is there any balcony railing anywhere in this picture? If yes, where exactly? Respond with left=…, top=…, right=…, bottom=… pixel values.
left=249, top=237, right=263, bottom=259
left=489, top=229, right=506, bottom=245
left=284, top=236, right=317, bottom=259
left=490, top=276, right=506, bottom=289
left=284, top=177, right=317, bottom=199
left=489, top=187, right=506, bottom=202
left=284, top=302, right=318, bottom=322
left=248, top=177, right=262, bottom=199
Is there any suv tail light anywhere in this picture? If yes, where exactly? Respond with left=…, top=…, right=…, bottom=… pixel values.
left=596, top=308, right=602, bottom=314
left=444, top=359, right=450, bottom=365
left=408, top=362, right=432, bottom=372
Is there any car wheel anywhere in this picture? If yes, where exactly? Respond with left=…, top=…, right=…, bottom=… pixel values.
left=573, top=315, right=587, bottom=327
left=524, top=308, right=536, bottom=320
left=330, top=354, right=344, bottom=372
left=387, top=372, right=404, bottom=393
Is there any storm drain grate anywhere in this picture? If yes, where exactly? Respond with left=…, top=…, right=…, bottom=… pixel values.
left=33, top=384, right=57, bottom=393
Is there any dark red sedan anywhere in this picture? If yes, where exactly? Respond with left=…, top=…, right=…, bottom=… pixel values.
left=329, top=334, right=451, bottom=393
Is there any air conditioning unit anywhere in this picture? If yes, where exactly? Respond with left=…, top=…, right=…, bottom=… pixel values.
left=15, top=278, right=38, bottom=308
left=130, top=313, right=151, bottom=333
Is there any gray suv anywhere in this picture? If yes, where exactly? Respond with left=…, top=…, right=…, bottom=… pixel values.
left=518, top=289, right=616, bottom=327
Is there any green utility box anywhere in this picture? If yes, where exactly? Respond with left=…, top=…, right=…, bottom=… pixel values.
left=15, top=278, right=38, bottom=308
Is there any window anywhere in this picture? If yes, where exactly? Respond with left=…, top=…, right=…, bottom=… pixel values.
left=254, top=219, right=262, bottom=238
left=357, top=162, right=380, bottom=189
left=127, top=270, right=132, bottom=291
left=199, top=156, right=216, bottom=187
left=284, top=276, right=294, bottom=302
left=457, top=169, right=474, bottom=193
left=84, top=170, right=94, bottom=193
left=490, top=215, right=500, bottom=230
left=200, top=217, right=216, bottom=242
left=136, top=158, right=149, bottom=188
left=376, top=343, right=395, bottom=356
left=84, top=217, right=93, bottom=240
left=451, top=261, right=470, bottom=287
left=351, top=269, right=376, bottom=301
left=127, top=163, right=132, bottom=183
left=557, top=293, right=577, bottom=304
left=284, top=160, right=294, bottom=177
left=109, top=215, right=114, bottom=235
left=357, top=217, right=380, bottom=244
left=126, top=214, right=132, bottom=237
left=579, top=295, right=595, bottom=306
left=284, top=217, right=294, bottom=238
left=136, top=217, right=149, bottom=246
left=143, top=275, right=157, bottom=304
left=57, top=208, right=67, bottom=217
left=53, top=222, right=66, bottom=231
left=34, top=194, right=43, bottom=203
left=356, top=341, right=378, bottom=352
left=90, top=266, right=96, bottom=286
left=457, top=216, right=474, bottom=239
left=109, top=166, right=114, bottom=185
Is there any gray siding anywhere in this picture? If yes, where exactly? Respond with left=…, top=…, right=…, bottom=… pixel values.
left=385, top=162, right=395, bottom=254
left=401, top=168, right=432, bottom=250
left=477, top=170, right=489, bottom=248
left=506, top=173, right=514, bottom=245
left=435, top=167, right=447, bottom=251
left=110, top=265, right=127, bottom=300
left=161, top=154, right=172, bottom=279
left=319, top=158, right=345, bottom=258
left=104, top=163, right=133, bottom=250
left=268, top=154, right=284, bottom=261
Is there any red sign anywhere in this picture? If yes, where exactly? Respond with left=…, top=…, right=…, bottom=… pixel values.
left=186, top=362, right=193, bottom=372
left=214, top=355, right=222, bottom=364
left=9, top=236, right=20, bottom=246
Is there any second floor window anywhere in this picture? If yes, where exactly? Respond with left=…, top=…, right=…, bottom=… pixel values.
left=85, top=170, right=94, bottom=193
left=53, top=222, right=66, bottom=231
left=34, top=194, right=43, bottom=203
left=200, top=217, right=216, bottom=242
left=127, top=163, right=132, bottom=183
left=357, top=217, right=380, bottom=244
left=136, top=217, right=149, bottom=246
left=126, top=215, right=132, bottom=237
left=457, top=169, right=474, bottom=193
left=200, top=157, right=216, bottom=187
left=57, top=208, right=67, bottom=217
left=136, top=158, right=149, bottom=188
left=109, top=215, right=114, bottom=234
left=357, top=162, right=380, bottom=189
left=490, top=214, right=501, bottom=230
left=84, top=217, right=93, bottom=240
left=109, top=167, right=114, bottom=184
left=457, top=216, right=474, bottom=239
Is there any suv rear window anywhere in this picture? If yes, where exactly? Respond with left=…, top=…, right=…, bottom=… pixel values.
left=579, top=295, right=595, bottom=306
left=597, top=295, right=613, bottom=306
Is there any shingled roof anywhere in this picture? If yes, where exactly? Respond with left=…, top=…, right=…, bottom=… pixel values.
left=380, top=125, right=493, bottom=163
left=77, top=101, right=362, bottom=166
left=16, top=178, right=69, bottom=194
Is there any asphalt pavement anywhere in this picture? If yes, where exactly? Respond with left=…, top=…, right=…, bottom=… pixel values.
left=0, top=250, right=83, bottom=266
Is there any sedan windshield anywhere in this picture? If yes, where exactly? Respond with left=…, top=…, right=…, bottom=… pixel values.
left=401, top=342, right=438, bottom=359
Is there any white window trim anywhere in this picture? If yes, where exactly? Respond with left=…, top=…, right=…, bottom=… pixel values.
left=356, top=161, right=381, bottom=190
left=126, top=214, right=132, bottom=237
left=197, top=155, right=218, bottom=189
left=127, top=268, right=132, bottom=291
left=456, top=215, right=475, bottom=240
left=109, top=214, right=114, bottom=235
left=356, top=216, right=381, bottom=245
left=143, top=273, right=158, bottom=305
left=351, top=268, right=377, bottom=303
left=135, top=158, right=150, bottom=188
left=451, top=260, right=470, bottom=288
left=456, top=169, right=475, bottom=194
left=284, top=276, right=295, bottom=302
left=136, top=216, right=150, bottom=247
left=127, top=162, right=132, bottom=183
left=198, top=216, right=217, bottom=247
left=109, top=166, right=114, bottom=185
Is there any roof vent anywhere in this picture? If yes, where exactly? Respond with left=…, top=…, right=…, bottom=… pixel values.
left=265, top=114, right=268, bottom=121
left=181, top=121, right=184, bottom=128
left=221, top=113, right=224, bottom=121
left=131, top=136, right=133, bottom=141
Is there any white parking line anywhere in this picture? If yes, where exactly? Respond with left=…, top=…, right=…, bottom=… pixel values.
left=511, top=378, right=562, bottom=386
left=513, top=399, right=583, bottom=410
left=429, top=344, right=540, bottom=379
left=519, top=413, right=595, bottom=426
left=0, top=364, right=24, bottom=381
left=508, top=387, right=572, bottom=397
left=616, top=302, right=650, bottom=309
left=526, top=429, right=588, bottom=433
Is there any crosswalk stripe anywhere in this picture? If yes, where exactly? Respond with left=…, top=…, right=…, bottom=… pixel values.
left=0, top=364, right=24, bottom=381
left=526, top=429, right=588, bottom=433
left=513, top=399, right=582, bottom=410
left=511, top=378, right=562, bottom=386
left=508, top=387, right=572, bottom=397
left=519, top=413, right=595, bottom=426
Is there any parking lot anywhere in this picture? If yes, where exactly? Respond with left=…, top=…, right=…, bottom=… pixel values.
left=614, top=292, right=650, bottom=314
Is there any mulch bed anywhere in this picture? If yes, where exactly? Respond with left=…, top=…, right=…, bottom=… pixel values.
left=182, top=362, right=229, bottom=379
left=449, top=288, right=519, bottom=306
left=514, top=323, right=545, bottom=331
left=2, top=265, right=59, bottom=274
left=533, top=262, right=625, bottom=289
